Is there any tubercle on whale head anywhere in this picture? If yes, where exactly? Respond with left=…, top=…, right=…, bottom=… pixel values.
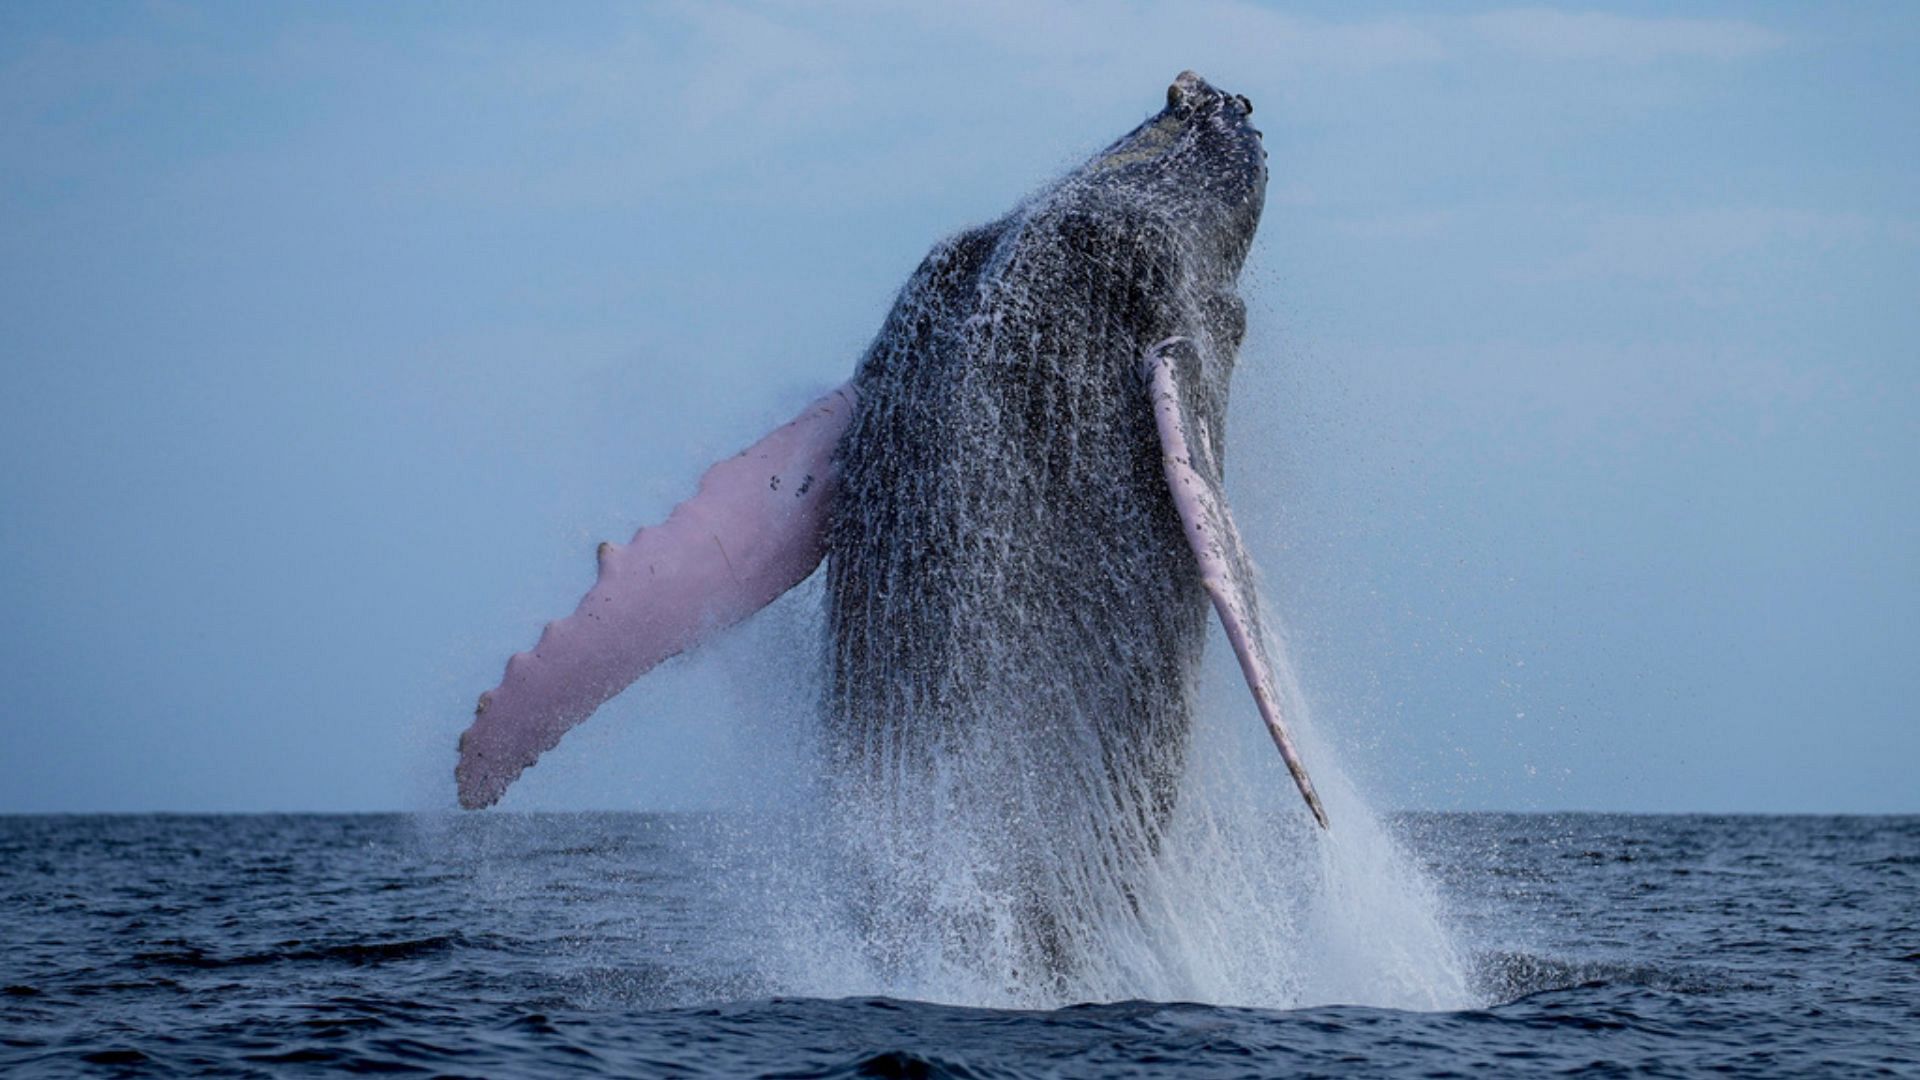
left=1166, top=70, right=1255, bottom=124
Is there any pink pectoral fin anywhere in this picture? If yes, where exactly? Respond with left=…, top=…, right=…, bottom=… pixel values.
left=1143, top=338, right=1328, bottom=829
left=456, top=385, right=856, bottom=809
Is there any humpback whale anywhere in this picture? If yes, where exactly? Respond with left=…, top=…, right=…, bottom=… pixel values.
left=456, top=73, right=1325, bottom=854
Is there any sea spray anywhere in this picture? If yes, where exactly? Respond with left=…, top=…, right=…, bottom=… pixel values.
left=1118, top=637, right=1472, bottom=1011
left=1262, top=624, right=1472, bottom=1010
left=690, top=580, right=1472, bottom=1011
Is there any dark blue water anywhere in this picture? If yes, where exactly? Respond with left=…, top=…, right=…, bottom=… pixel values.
left=1, top=814, right=1914, bottom=1076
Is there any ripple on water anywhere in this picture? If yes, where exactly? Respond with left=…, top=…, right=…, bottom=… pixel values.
left=0, top=814, right=1914, bottom=1077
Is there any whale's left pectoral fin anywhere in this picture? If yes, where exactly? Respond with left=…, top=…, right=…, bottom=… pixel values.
left=1143, top=338, right=1328, bottom=829
left=455, top=385, right=857, bottom=810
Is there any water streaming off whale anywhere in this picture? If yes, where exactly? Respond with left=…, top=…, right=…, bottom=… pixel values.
left=709, top=149, right=1468, bottom=1011
left=685, top=557, right=1472, bottom=1011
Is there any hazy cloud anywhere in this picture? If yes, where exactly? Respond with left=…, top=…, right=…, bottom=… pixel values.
left=1469, top=9, right=1788, bottom=64
left=1543, top=207, right=1904, bottom=289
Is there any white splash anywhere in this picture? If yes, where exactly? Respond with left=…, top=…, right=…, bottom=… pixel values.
left=712, top=592, right=1473, bottom=1012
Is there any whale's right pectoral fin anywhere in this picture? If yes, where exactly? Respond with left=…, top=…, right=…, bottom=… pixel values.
left=1143, top=337, right=1329, bottom=829
left=455, top=385, right=857, bottom=810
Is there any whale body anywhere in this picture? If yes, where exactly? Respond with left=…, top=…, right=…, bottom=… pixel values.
left=455, top=76, right=1325, bottom=935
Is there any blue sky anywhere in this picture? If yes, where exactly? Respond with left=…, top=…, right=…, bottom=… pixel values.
left=1, top=2, right=1914, bottom=813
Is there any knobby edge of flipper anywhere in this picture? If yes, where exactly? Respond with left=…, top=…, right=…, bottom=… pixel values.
left=455, top=385, right=856, bottom=809
left=1142, top=336, right=1329, bottom=829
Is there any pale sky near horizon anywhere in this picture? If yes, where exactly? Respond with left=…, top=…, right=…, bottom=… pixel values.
left=2, top=3, right=1915, bottom=814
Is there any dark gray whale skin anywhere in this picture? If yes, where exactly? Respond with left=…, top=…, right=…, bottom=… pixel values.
left=824, top=73, right=1268, bottom=851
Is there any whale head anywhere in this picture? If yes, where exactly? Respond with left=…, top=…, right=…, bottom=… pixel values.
left=1068, top=70, right=1268, bottom=283
left=960, top=71, right=1267, bottom=372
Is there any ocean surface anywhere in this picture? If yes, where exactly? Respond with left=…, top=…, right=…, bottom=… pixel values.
left=1, top=813, right=1914, bottom=1077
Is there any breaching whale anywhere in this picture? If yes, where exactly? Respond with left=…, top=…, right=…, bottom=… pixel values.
left=455, top=73, right=1327, bottom=844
